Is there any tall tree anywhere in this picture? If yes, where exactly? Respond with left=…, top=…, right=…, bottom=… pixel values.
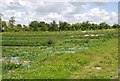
left=80, top=22, right=89, bottom=30
left=15, top=24, right=22, bottom=32
left=2, top=21, right=8, bottom=31
left=38, top=21, right=48, bottom=31
left=99, top=22, right=110, bottom=29
left=29, top=21, right=39, bottom=31
left=2, top=21, right=7, bottom=27
left=0, top=13, right=3, bottom=31
left=59, top=21, right=72, bottom=31
left=72, top=23, right=81, bottom=31
left=23, top=25, right=30, bottom=31
left=112, top=24, right=120, bottom=29
left=49, top=21, right=58, bottom=31
left=90, top=23, right=99, bottom=30
left=8, top=17, right=15, bottom=28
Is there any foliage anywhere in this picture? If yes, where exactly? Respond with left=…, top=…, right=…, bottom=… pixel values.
left=2, top=21, right=8, bottom=31
left=99, top=22, right=111, bottom=29
left=49, top=20, right=58, bottom=31
left=38, top=21, right=48, bottom=31
left=2, top=21, right=7, bottom=28
left=15, top=24, right=22, bottom=32
left=29, top=21, right=39, bottom=31
left=2, top=29, right=118, bottom=79
left=46, top=39, right=55, bottom=46
left=59, top=21, right=72, bottom=31
left=112, top=24, right=120, bottom=29
left=8, top=17, right=15, bottom=28
left=1, top=17, right=120, bottom=32
left=2, top=61, right=23, bottom=70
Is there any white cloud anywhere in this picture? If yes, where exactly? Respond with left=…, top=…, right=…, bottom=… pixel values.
left=61, top=2, right=77, bottom=15
left=44, top=13, right=66, bottom=22
left=0, top=0, right=118, bottom=25
left=73, top=7, right=118, bottom=25
left=25, top=0, right=118, bottom=2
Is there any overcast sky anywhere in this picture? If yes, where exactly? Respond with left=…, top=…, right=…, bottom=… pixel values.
left=0, top=0, right=119, bottom=25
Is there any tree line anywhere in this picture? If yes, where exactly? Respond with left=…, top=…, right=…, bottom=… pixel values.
left=1, top=17, right=120, bottom=32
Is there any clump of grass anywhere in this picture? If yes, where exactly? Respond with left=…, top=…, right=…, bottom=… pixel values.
left=2, top=61, right=23, bottom=70
left=46, top=39, right=55, bottom=46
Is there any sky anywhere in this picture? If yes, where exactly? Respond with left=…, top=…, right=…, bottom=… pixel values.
left=0, top=0, right=119, bottom=25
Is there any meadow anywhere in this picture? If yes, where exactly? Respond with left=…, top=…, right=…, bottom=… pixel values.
left=1, top=29, right=118, bottom=79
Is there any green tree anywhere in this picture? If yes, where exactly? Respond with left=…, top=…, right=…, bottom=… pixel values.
left=23, top=25, right=30, bottom=31
left=2, top=21, right=9, bottom=31
left=99, top=22, right=110, bottom=29
left=89, top=23, right=99, bottom=30
left=59, top=21, right=64, bottom=31
left=2, top=21, right=7, bottom=27
left=8, top=17, right=15, bottom=28
left=80, top=22, right=90, bottom=30
left=59, top=21, right=72, bottom=31
left=49, top=21, right=58, bottom=31
left=0, top=13, right=3, bottom=32
left=29, top=21, right=39, bottom=31
left=72, top=23, right=82, bottom=31
left=15, top=24, right=22, bottom=32
left=38, top=21, right=48, bottom=31
left=64, top=22, right=71, bottom=31
left=112, top=24, right=120, bottom=29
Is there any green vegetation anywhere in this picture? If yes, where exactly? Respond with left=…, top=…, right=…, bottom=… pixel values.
left=1, top=29, right=118, bottom=79
left=0, top=17, right=120, bottom=32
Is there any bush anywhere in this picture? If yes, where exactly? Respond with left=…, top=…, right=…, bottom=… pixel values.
left=46, top=39, right=55, bottom=46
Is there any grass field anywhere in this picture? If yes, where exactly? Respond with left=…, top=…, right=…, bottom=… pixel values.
left=1, top=29, right=118, bottom=79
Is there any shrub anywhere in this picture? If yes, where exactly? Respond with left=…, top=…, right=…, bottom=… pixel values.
left=46, top=39, right=55, bottom=46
